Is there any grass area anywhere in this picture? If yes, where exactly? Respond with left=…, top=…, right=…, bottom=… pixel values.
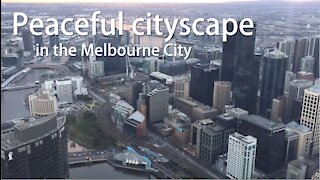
left=66, top=111, right=114, bottom=149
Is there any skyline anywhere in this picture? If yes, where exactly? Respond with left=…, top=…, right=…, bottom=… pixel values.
left=1, top=0, right=315, bottom=4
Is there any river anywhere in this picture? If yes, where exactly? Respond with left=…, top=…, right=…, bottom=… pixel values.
left=1, top=68, right=152, bottom=179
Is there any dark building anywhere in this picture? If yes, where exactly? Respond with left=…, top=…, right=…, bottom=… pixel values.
left=132, top=81, right=143, bottom=109
left=190, top=63, right=219, bottom=106
left=34, top=28, right=44, bottom=48
left=238, top=115, right=286, bottom=174
left=191, top=116, right=236, bottom=164
left=1, top=114, right=68, bottom=179
left=1, top=54, right=19, bottom=67
left=49, top=35, right=60, bottom=48
left=259, top=50, right=288, bottom=116
left=21, top=28, right=33, bottom=51
left=94, top=35, right=125, bottom=75
left=159, top=60, right=186, bottom=76
left=221, top=21, right=259, bottom=113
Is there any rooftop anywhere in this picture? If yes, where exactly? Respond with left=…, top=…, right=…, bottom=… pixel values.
left=1, top=115, right=66, bottom=151
left=128, top=111, right=145, bottom=123
left=287, top=121, right=311, bottom=133
left=264, top=50, right=288, bottom=59
left=230, top=132, right=257, bottom=144
left=242, top=115, right=286, bottom=131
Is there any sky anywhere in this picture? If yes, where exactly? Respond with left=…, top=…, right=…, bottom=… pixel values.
left=1, top=0, right=313, bottom=3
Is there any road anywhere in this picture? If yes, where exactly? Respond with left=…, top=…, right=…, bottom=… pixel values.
left=68, top=149, right=112, bottom=164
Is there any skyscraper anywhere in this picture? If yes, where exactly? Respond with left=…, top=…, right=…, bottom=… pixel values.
left=238, top=115, right=286, bottom=173
left=284, top=79, right=313, bottom=123
left=190, top=63, right=219, bottom=106
left=1, top=114, right=68, bottom=178
left=49, top=35, right=60, bottom=49
left=300, top=56, right=315, bottom=73
left=259, top=50, right=288, bottom=116
left=221, top=21, right=259, bottom=113
left=213, top=81, right=231, bottom=113
left=278, top=38, right=296, bottom=71
left=21, top=28, right=33, bottom=51
left=146, top=86, right=169, bottom=125
left=226, top=132, right=257, bottom=180
left=300, top=85, right=320, bottom=155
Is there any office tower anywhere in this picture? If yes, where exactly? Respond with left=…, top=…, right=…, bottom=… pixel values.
left=286, top=122, right=312, bottom=158
left=293, top=38, right=309, bottom=73
left=190, top=63, right=219, bottom=106
left=88, top=60, right=105, bottom=79
left=49, top=35, right=60, bottom=48
left=300, top=56, right=315, bottom=73
left=146, top=86, right=169, bottom=125
left=221, top=21, right=259, bottom=113
left=259, top=50, right=288, bottom=116
left=284, top=80, right=313, bottom=123
left=33, top=28, right=44, bottom=48
left=225, top=107, right=249, bottom=119
left=278, top=38, right=295, bottom=71
left=226, top=132, right=257, bottom=180
left=21, top=28, right=33, bottom=51
left=213, top=81, right=231, bottom=113
left=285, top=129, right=299, bottom=164
left=193, top=45, right=222, bottom=64
left=132, top=81, right=143, bottom=110
left=191, top=119, right=236, bottom=164
left=286, top=157, right=307, bottom=179
left=95, top=35, right=125, bottom=75
left=284, top=71, right=296, bottom=93
left=28, top=90, right=58, bottom=116
left=173, top=77, right=190, bottom=101
left=271, top=96, right=286, bottom=122
left=312, top=36, right=319, bottom=78
left=238, top=115, right=286, bottom=173
left=1, top=114, right=68, bottom=178
left=300, top=85, right=320, bottom=155
left=56, top=79, right=73, bottom=103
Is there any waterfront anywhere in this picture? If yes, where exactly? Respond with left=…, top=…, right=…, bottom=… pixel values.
left=1, top=68, right=153, bottom=179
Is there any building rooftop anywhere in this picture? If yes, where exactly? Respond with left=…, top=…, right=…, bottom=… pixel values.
left=1, top=115, right=65, bottom=151
left=230, top=132, right=257, bottom=144
left=128, top=111, right=145, bottom=123
left=308, top=84, right=320, bottom=93
left=264, top=50, right=288, bottom=59
left=287, top=121, right=311, bottom=133
left=242, top=115, right=286, bottom=131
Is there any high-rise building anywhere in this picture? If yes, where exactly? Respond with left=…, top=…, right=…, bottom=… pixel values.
left=238, top=115, right=286, bottom=173
left=111, top=100, right=134, bottom=132
left=300, top=85, right=320, bottom=155
left=28, top=90, right=58, bottom=116
left=213, top=81, right=231, bottom=113
left=1, top=114, right=68, bottom=178
left=226, top=132, right=257, bottom=180
left=49, top=35, right=60, bottom=48
left=259, top=50, right=288, bottom=116
left=221, top=21, right=259, bottom=113
left=132, top=81, right=143, bottom=110
left=284, top=79, right=314, bottom=123
left=191, top=118, right=236, bottom=164
left=271, top=96, right=287, bottom=122
left=146, top=86, right=169, bottom=125
left=293, top=38, right=309, bottom=73
left=300, top=56, right=315, bottom=73
left=286, top=122, right=312, bottom=158
left=297, top=71, right=315, bottom=81
left=278, top=38, right=295, bottom=71
left=88, top=61, right=105, bottom=79
left=174, top=77, right=190, bottom=101
left=284, top=71, right=296, bottom=93
left=190, top=63, right=219, bottom=106
left=55, top=80, right=74, bottom=104
left=21, top=28, right=33, bottom=51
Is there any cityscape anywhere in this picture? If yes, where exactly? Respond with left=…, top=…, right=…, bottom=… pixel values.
left=1, top=0, right=320, bottom=179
